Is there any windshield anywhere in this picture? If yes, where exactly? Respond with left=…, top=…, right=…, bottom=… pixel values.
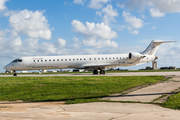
left=12, top=59, right=22, bottom=63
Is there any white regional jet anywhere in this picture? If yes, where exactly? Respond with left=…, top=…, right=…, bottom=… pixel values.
left=4, top=40, right=175, bottom=76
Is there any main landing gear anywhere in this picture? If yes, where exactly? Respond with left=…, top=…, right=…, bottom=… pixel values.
left=93, top=69, right=105, bottom=74
left=13, top=70, right=17, bottom=76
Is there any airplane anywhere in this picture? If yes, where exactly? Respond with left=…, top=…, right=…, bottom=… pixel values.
left=4, top=40, right=176, bottom=76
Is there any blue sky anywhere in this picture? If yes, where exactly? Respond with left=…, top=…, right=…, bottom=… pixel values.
left=0, top=0, right=180, bottom=72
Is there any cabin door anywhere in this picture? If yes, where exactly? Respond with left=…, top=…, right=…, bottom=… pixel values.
left=26, top=58, right=32, bottom=67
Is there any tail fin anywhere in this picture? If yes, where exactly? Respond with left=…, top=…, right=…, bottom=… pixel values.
left=141, top=40, right=176, bottom=55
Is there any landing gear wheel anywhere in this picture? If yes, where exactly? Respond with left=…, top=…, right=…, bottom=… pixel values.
left=100, top=70, right=105, bottom=74
left=13, top=70, right=17, bottom=76
left=93, top=70, right=98, bottom=74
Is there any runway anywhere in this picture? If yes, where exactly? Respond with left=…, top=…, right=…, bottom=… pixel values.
left=0, top=71, right=180, bottom=77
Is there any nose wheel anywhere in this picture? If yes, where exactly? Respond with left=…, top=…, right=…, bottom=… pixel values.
left=13, top=70, right=17, bottom=76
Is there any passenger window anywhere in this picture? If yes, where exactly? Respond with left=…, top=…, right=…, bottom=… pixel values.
left=33, top=60, right=35, bottom=62
left=94, top=58, right=96, bottom=60
left=41, top=60, right=43, bottom=62
left=106, top=58, right=107, bottom=60
left=98, top=58, right=100, bottom=60
left=73, top=59, right=75, bottom=61
left=109, top=58, right=111, bottom=59
left=84, top=58, right=86, bottom=60
left=45, top=60, right=47, bottom=62
left=53, top=59, right=55, bottom=61
left=49, top=59, right=51, bottom=62
left=102, top=58, right=104, bottom=60
left=37, top=60, right=39, bottom=62
left=80, top=58, right=82, bottom=60
left=116, top=57, right=118, bottom=59
left=57, top=59, right=59, bottom=61
left=77, top=59, right=78, bottom=61
left=65, top=59, right=67, bottom=61
left=69, top=59, right=71, bottom=61
left=89, top=58, right=91, bottom=60
left=113, top=57, right=115, bottom=59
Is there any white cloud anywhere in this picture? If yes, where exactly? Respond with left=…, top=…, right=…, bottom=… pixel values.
left=84, top=48, right=99, bottom=54
left=141, top=14, right=145, bottom=18
left=4, top=10, right=17, bottom=16
left=149, top=8, right=165, bottom=17
left=122, top=11, right=144, bottom=29
left=88, top=0, right=110, bottom=9
left=116, top=3, right=124, bottom=9
left=73, top=37, right=80, bottom=43
left=116, top=25, right=125, bottom=31
left=96, top=11, right=102, bottom=17
left=74, top=0, right=86, bottom=5
left=39, top=42, right=56, bottom=55
left=0, top=29, right=9, bottom=37
left=0, top=36, right=23, bottom=57
left=9, top=9, right=51, bottom=40
left=101, top=4, right=118, bottom=25
left=0, top=0, right=8, bottom=11
left=122, top=11, right=143, bottom=34
left=156, top=43, right=180, bottom=67
left=152, top=26, right=156, bottom=29
left=83, top=39, right=118, bottom=48
left=130, top=30, right=139, bottom=34
left=0, top=35, right=59, bottom=57
left=71, top=20, right=118, bottom=48
left=56, top=38, right=66, bottom=47
left=119, top=0, right=180, bottom=17
left=149, top=0, right=180, bottom=13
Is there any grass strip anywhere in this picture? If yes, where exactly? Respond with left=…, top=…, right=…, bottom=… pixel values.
left=0, top=76, right=164, bottom=103
left=161, top=92, right=180, bottom=110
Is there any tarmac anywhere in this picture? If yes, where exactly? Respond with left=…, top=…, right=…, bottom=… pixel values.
left=0, top=72, right=180, bottom=120
left=1, top=71, right=180, bottom=77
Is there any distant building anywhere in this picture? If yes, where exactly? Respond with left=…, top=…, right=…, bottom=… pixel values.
left=73, top=69, right=85, bottom=72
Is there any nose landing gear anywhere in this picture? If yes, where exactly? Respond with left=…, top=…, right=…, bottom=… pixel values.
left=13, top=70, right=17, bottom=76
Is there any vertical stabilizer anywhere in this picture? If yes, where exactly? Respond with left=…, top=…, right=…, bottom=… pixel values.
left=141, top=40, right=176, bottom=55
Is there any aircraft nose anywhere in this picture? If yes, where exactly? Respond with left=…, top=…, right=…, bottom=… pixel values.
left=3, top=65, right=8, bottom=69
left=4, top=64, right=11, bottom=70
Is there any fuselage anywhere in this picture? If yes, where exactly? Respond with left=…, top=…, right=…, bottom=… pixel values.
left=4, top=54, right=155, bottom=71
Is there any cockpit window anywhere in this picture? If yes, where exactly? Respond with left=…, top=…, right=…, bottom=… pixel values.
left=12, top=59, right=22, bottom=63
left=12, top=59, right=17, bottom=62
left=17, top=59, right=22, bottom=62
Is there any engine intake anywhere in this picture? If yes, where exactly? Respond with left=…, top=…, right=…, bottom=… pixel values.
left=129, top=52, right=144, bottom=59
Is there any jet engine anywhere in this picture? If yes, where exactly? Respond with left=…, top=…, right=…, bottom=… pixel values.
left=129, top=52, right=144, bottom=59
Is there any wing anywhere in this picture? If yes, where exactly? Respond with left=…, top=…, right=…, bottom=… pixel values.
left=83, top=63, right=121, bottom=69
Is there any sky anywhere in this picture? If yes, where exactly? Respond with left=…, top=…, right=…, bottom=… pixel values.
left=0, top=0, right=180, bottom=72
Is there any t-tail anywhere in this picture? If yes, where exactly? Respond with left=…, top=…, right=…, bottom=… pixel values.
left=141, top=40, right=176, bottom=55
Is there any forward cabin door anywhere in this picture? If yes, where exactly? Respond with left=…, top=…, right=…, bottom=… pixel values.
left=26, top=57, right=32, bottom=67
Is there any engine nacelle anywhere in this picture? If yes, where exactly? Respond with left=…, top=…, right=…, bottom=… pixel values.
left=129, top=52, right=144, bottom=59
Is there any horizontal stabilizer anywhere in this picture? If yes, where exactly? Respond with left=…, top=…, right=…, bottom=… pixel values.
left=142, top=40, right=176, bottom=55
